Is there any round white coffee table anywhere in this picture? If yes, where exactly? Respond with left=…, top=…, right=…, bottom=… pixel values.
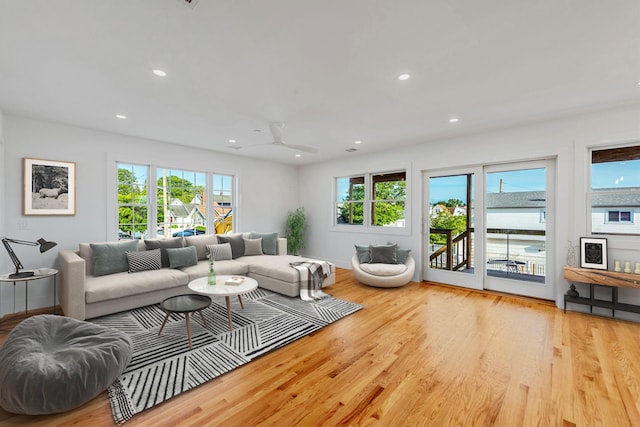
left=188, top=275, right=258, bottom=330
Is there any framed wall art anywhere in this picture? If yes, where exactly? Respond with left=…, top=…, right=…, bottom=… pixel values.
left=580, top=237, right=608, bottom=270
left=23, top=158, right=76, bottom=216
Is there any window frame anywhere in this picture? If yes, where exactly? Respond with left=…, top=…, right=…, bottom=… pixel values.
left=332, top=168, right=410, bottom=235
left=112, top=161, right=236, bottom=240
left=589, top=144, right=640, bottom=236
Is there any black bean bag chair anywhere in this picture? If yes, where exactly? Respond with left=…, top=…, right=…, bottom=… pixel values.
left=0, top=314, right=132, bottom=415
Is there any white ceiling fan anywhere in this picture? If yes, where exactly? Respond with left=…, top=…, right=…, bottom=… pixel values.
left=228, top=122, right=318, bottom=154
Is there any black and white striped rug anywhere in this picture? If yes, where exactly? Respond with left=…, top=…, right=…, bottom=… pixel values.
left=90, top=288, right=363, bottom=424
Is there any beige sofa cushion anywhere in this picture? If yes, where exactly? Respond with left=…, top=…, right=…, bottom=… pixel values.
left=184, top=234, right=219, bottom=260
left=85, top=268, right=189, bottom=304
left=242, top=255, right=334, bottom=283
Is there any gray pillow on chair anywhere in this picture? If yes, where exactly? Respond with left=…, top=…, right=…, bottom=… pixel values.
left=370, top=244, right=398, bottom=264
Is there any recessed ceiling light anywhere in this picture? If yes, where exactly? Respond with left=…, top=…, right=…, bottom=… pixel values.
left=228, top=139, right=236, bottom=143
left=397, top=73, right=411, bottom=81
left=116, top=114, right=127, bottom=119
left=295, top=154, right=301, bottom=158
left=152, top=69, right=167, bottom=77
left=354, top=140, right=362, bottom=144
left=636, top=81, right=640, bottom=86
left=449, top=117, right=460, bottom=123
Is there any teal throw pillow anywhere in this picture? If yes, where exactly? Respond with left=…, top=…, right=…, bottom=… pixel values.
left=355, top=245, right=371, bottom=263
left=91, top=240, right=139, bottom=277
left=250, top=232, right=278, bottom=255
left=166, top=246, right=198, bottom=269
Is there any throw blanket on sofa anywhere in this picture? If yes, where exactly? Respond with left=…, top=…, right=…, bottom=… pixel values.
left=290, top=261, right=331, bottom=301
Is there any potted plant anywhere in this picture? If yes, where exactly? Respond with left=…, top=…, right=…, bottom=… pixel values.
left=285, top=207, right=307, bottom=255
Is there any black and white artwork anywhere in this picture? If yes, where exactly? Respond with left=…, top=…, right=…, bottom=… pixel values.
left=580, top=237, right=608, bottom=270
left=24, top=158, right=76, bottom=215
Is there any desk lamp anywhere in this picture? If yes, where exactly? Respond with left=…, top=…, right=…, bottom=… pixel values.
left=2, top=237, right=57, bottom=279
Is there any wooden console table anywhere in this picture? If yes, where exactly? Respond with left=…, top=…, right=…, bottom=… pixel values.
left=563, top=266, right=640, bottom=317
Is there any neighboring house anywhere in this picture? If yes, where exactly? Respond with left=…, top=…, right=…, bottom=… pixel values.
left=591, top=188, right=640, bottom=235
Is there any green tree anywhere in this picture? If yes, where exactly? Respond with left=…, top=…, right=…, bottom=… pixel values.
left=429, top=210, right=468, bottom=244
left=337, top=180, right=406, bottom=226
left=434, top=199, right=466, bottom=207
left=117, top=168, right=147, bottom=236
left=372, top=180, right=406, bottom=226
left=157, top=175, right=203, bottom=203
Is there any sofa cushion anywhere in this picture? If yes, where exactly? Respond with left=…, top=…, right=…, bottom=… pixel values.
left=126, top=249, right=162, bottom=273
left=207, top=243, right=232, bottom=261
left=250, top=232, right=278, bottom=255
left=370, top=244, right=398, bottom=264
left=184, top=234, right=218, bottom=260
left=144, top=238, right=184, bottom=268
left=217, top=234, right=245, bottom=259
left=355, top=244, right=371, bottom=263
left=243, top=238, right=264, bottom=256
left=166, top=246, right=198, bottom=269
left=242, top=255, right=334, bottom=283
left=85, top=269, right=189, bottom=304
left=90, top=240, right=140, bottom=277
left=360, top=263, right=407, bottom=276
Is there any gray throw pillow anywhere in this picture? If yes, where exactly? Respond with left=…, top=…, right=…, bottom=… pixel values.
left=250, top=232, right=278, bottom=255
left=396, top=247, right=411, bottom=264
left=206, top=243, right=232, bottom=261
left=370, top=244, right=398, bottom=264
left=217, top=234, right=245, bottom=259
left=355, top=244, right=371, bottom=263
left=126, top=249, right=162, bottom=273
left=144, top=237, right=184, bottom=268
left=243, top=237, right=264, bottom=256
left=90, top=240, right=139, bottom=276
left=166, top=246, right=198, bottom=269
left=386, top=241, right=411, bottom=264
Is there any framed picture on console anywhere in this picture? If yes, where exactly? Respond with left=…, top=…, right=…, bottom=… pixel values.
left=23, top=157, right=76, bottom=216
left=580, top=237, right=607, bottom=270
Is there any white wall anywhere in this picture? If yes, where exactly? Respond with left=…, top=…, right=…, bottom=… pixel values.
left=3, top=105, right=640, bottom=319
left=0, top=115, right=299, bottom=317
left=298, top=104, right=640, bottom=314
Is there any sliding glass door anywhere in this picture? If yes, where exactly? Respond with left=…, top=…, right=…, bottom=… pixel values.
left=425, top=167, right=483, bottom=290
left=483, top=160, right=555, bottom=299
left=424, top=160, right=555, bottom=300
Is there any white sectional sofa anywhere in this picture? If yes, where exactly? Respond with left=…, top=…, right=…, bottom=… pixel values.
left=58, top=233, right=335, bottom=320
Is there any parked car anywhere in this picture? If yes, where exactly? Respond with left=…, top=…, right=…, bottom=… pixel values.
left=172, top=228, right=205, bottom=237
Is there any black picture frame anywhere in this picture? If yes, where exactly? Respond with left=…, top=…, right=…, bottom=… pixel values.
left=580, top=237, right=608, bottom=270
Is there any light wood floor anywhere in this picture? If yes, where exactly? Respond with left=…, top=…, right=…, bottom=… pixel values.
left=2, top=268, right=640, bottom=426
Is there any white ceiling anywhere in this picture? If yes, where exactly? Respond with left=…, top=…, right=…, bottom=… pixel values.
left=1, top=0, right=639, bottom=165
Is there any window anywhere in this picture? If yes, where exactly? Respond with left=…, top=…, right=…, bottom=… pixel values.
left=336, top=176, right=365, bottom=225
left=335, top=170, right=406, bottom=229
left=606, top=210, right=633, bottom=223
left=117, top=163, right=148, bottom=240
left=372, top=172, right=406, bottom=227
left=116, top=163, right=235, bottom=240
left=591, top=145, right=640, bottom=235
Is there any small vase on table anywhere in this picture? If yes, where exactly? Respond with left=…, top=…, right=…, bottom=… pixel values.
left=207, top=254, right=217, bottom=286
